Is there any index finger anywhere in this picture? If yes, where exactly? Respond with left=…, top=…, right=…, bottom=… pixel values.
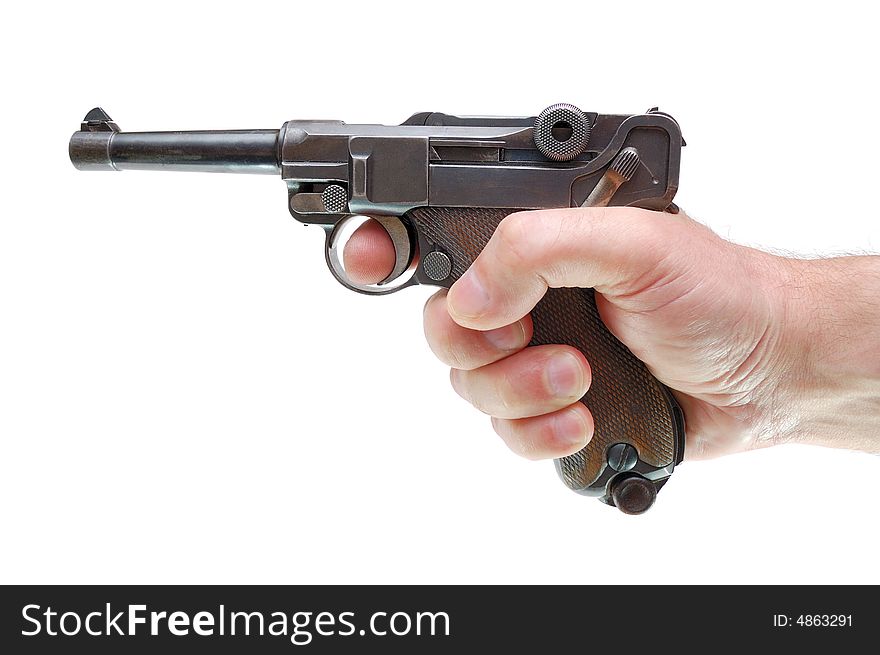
left=341, top=218, right=396, bottom=285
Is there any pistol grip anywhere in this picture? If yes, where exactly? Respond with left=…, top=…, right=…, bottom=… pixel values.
left=408, top=206, right=685, bottom=512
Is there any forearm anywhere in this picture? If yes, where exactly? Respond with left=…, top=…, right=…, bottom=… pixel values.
left=781, top=255, right=880, bottom=452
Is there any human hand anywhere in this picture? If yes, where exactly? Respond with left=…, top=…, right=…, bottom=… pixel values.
left=343, top=209, right=880, bottom=460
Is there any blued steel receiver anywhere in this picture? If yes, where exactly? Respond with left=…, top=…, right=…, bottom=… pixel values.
left=69, top=103, right=686, bottom=514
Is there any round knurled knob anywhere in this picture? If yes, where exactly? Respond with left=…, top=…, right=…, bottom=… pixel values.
left=610, top=474, right=657, bottom=515
left=422, top=250, right=452, bottom=282
left=533, top=103, right=591, bottom=161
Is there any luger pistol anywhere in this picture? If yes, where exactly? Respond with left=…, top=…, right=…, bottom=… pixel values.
left=69, top=103, right=686, bottom=514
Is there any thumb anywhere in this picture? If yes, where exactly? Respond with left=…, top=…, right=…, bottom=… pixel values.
left=446, top=207, right=704, bottom=330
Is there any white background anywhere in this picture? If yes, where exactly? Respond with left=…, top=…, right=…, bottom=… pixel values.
left=1, top=1, right=878, bottom=584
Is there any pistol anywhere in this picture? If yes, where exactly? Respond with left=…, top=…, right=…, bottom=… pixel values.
left=69, top=103, right=686, bottom=514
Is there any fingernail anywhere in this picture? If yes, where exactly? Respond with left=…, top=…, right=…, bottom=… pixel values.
left=449, top=270, right=490, bottom=319
left=484, top=321, right=526, bottom=351
left=546, top=352, right=585, bottom=398
left=554, top=408, right=589, bottom=446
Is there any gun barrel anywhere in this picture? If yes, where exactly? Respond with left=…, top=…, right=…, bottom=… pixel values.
left=69, top=128, right=280, bottom=174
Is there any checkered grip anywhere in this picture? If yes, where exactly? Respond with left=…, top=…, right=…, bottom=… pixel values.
left=409, top=206, right=680, bottom=491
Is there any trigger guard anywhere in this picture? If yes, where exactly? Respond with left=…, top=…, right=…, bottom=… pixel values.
left=374, top=216, right=412, bottom=284
left=324, top=214, right=418, bottom=296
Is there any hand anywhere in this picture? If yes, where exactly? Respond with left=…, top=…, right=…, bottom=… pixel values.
left=344, top=209, right=880, bottom=460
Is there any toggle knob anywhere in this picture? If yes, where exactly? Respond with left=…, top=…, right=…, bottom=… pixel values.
left=533, top=103, right=591, bottom=161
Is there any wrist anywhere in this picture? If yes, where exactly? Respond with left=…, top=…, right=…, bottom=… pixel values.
left=777, top=256, right=880, bottom=452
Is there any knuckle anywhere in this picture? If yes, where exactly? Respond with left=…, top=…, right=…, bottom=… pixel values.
left=516, top=440, right=545, bottom=461
left=567, top=206, right=607, bottom=241
left=470, top=397, right=496, bottom=416
left=511, top=447, right=540, bottom=461
left=435, top=326, right=469, bottom=370
left=476, top=371, right=514, bottom=416
left=494, top=380, right=516, bottom=415
left=637, top=211, right=674, bottom=243
left=425, top=296, right=473, bottom=370
left=493, top=211, right=540, bottom=270
left=607, top=205, right=652, bottom=224
left=623, top=207, right=683, bottom=247
left=448, top=368, right=468, bottom=401
left=450, top=369, right=491, bottom=415
left=578, top=205, right=654, bottom=236
left=444, top=342, right=476, bottom=371
left=496, top=420, right=539, bottom=460
left=495, top=415, right=572, bottom=461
